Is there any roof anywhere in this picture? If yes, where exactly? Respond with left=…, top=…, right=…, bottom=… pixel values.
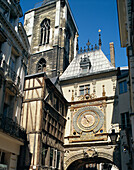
left=60, top=49, right=115, bottom=81
left=50, top=76, right=63, bottom=93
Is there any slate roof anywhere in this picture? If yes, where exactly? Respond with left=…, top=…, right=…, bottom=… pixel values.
left=60, top=49, right=115, bottom=81
left=50, top=76, right=62, bottom=93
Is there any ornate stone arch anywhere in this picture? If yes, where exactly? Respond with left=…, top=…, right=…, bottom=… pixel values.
left=40, top=18, right=50, bottom=45
left=36, top=58, right=46, bottom=73
left=64, top=150, right=119, bottom=170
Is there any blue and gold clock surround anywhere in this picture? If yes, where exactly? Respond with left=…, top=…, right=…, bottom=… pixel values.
left=73, top=106, right=104, bottom=134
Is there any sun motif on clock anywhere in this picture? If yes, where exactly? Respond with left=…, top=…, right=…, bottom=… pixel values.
left=73, top=106, right=104, bottom=134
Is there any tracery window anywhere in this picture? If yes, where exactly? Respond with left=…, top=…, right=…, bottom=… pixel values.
left=37, top=58, right=46, bottom=73
left=40, top=18, right=50, bottom=45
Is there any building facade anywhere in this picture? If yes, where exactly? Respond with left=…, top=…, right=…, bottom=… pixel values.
left=60, top=41, right=120, bottom=170
left=24, top=0, right=78, bottom=78
left=117, top=0, right=134, bottom=169
left=21, top=72, right=67, bottom=170
left=117, top=67, right=131, bottom=170
left=0, top=0, right=29, bottom=169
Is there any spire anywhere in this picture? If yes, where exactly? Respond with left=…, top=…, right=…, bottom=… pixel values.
left=86, top=39, right=91, bottom=51
left=98, top=29, right=102, bottom=49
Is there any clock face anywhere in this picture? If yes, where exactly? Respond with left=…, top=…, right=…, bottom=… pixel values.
left=81, top=114, right=95, bottom=127
left=73, top=106, right=104, bottom=134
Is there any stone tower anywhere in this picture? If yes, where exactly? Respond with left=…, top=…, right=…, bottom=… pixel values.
left=24, top=0, right=78, bottom=78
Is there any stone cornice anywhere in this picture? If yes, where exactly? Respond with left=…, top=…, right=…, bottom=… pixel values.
left=18, top=22, right=30, bottom=51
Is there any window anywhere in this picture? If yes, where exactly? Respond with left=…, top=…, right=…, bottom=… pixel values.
left=54, top=96, right=59, bottom=111
left=59, top=102, right=63, bottom=115
left=0, top=151, right=5, bottom=164
left=3, top=94, right=14, bottom=119
left=50, top=148, right=53, bottom=167
left=42, top=145, right=48, bottom=166
left=54, top=150, right=57, bottom=168
left=37, top=58, right=46, bottom=73
left=9, top=54, right=17, bottom=81
left=56, top=151, right=61, bottom=169
left=119, top=80, right=127, bottom=94
left=79, top=84, right=90, bottom=96
left=121, top=112, right=130, bottom=130
left=3, top=103, right=9, bottom=118
left=40, top=18, right=50, bottom=45
left=9, top=54, right=16, bottom=71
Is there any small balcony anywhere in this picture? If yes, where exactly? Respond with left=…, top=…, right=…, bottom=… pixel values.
left=0, top=115, right=26, bottom=141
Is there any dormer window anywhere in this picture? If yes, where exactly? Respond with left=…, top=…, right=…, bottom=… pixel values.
left=80, top=55, right=91, bottom=73
left=37, top=58, right=46, bottom=73
left=40, top=18, right=50, bottom=45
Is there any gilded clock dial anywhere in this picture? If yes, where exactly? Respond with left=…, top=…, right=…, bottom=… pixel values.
left=81, top=114, right=95, bottom=127
left=73, top=106, right=104, bottom=134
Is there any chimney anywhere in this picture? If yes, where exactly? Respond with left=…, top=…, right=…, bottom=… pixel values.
left=109, top=42, right=115, bottom=67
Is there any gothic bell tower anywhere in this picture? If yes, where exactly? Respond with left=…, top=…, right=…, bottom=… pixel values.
left=24, top=0, right=78, bottom=78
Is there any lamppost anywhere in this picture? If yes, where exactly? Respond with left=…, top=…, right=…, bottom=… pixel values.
left=108, top=129, right=119, bottom=144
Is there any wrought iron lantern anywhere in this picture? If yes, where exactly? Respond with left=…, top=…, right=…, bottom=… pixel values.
left=108, top=129, right=118, bottom=144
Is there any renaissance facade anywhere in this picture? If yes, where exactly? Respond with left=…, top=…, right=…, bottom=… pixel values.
left=60, top=41, right=120, bottom=170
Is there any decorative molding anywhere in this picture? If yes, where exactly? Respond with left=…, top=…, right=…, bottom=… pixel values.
left=78, top=92, right=97, bottom=101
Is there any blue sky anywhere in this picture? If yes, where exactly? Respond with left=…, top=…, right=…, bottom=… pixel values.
left=20, top=0, right=128, bottom=67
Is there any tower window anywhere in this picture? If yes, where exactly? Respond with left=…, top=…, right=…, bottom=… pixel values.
left=37, top=58, right=46, bottom=73
left=40, top=18, right=50, bottom=45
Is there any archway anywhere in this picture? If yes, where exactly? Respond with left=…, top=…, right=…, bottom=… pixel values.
left=65, top=151, right=119, bottom=170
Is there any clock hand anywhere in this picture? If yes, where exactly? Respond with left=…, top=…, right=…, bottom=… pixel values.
left=84, top=115, right=90, bottom=123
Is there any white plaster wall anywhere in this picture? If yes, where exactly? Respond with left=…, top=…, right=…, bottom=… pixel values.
left=106, top=103, right=114, bottom=132
left=62, top=76, right=116, bottom=102
left=64, top=107, right=71, bottom=140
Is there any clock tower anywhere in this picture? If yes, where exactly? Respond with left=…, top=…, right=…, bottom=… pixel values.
left=60, top=41, right=120, bottom=170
